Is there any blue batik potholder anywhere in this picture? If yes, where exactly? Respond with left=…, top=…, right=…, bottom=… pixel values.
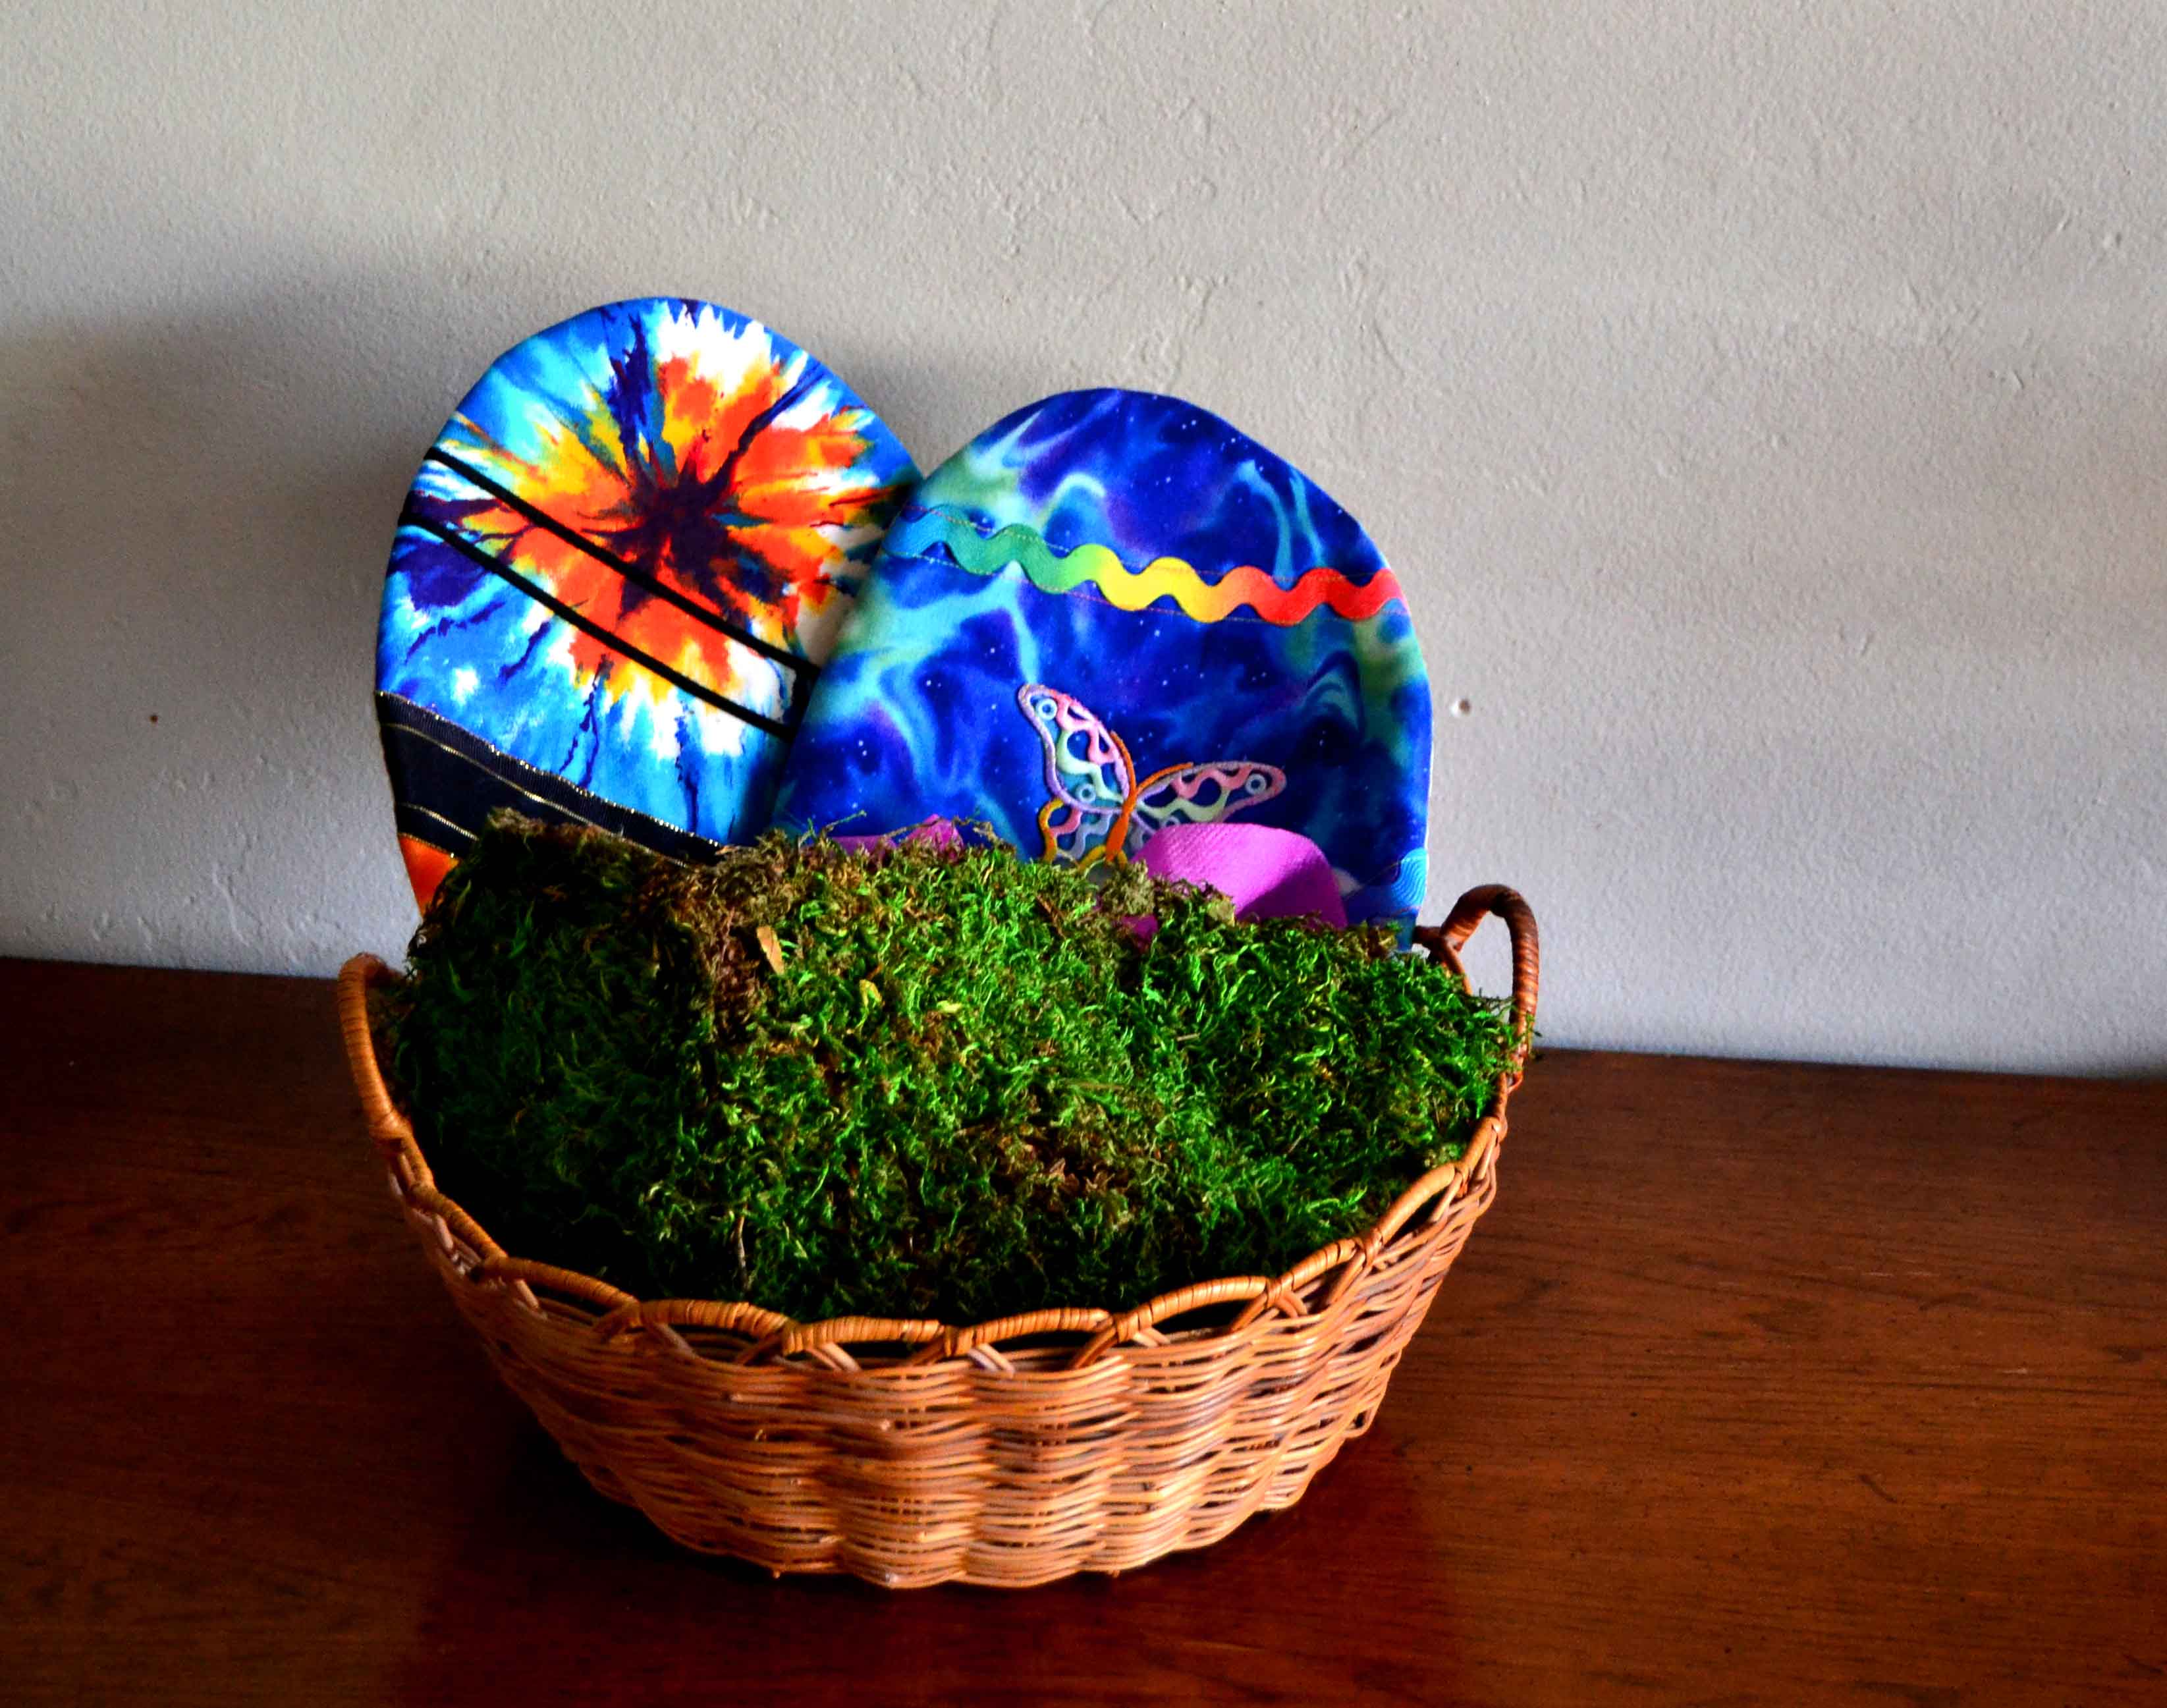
left=770, top=388, right=1433, bottom=926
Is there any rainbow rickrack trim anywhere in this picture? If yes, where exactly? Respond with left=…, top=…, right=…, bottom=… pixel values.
left=888, top=505, right=1406, bottom=626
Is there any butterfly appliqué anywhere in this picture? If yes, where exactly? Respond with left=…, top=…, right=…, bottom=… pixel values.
left=1016, top=683, right=1287, bottom=866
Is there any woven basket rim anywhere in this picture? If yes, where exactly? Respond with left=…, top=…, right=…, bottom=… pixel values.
left=339, top=884, right=1537, bottom=1372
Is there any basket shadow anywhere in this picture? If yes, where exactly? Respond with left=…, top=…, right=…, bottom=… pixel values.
left=395, top=1402, right=1469, bottom=1707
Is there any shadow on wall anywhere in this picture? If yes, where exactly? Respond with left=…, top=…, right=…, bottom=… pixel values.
left=0, top=270, right=443, bottom=968
left=2, top=277, right=429, bottom=705
left=0, top=270, right=950, bottom=974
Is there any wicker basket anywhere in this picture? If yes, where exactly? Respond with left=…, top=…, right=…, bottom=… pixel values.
left=337, top=884, right=1538, bottom=1589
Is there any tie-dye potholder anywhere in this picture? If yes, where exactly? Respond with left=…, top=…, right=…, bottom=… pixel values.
left=771, top=388, right=1432, bottom=926
left=375, top=298, right=919, bottom=906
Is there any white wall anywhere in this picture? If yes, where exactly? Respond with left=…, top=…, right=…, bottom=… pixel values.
left=3, top=1, right=2160, bottom=1074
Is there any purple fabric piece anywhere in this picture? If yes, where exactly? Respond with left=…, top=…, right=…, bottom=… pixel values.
left=1138, top=822, right=1349, bottom=929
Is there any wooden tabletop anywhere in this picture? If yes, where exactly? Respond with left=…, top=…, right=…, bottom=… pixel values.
left=3, top=956, right=2162, bottom=1706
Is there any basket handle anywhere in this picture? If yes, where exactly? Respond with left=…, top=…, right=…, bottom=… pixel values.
left=337, top=953, right=416, bottom=1156
left=1413, top=885, right=1540, bottom=1082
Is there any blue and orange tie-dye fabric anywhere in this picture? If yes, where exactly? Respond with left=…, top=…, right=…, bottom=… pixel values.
left=771, top=388, right=1433, bottom=927
left=375, top=298, right=918, bottom=904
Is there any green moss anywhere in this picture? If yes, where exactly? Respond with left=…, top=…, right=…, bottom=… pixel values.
left=378, top=813, right=1521, bottom=1323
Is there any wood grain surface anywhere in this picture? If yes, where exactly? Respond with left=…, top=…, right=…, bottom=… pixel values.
left=1, top=956, right=2160, bottom=1706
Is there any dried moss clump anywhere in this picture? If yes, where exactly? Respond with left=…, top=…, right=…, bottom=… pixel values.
left=378, top=813, right=1520, bottom=1323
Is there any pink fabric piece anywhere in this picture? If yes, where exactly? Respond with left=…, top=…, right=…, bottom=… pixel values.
left=835, top=817, right=1346, bottom=938
left=1138, top=822, right=1349, bottom=929
left=835, top=817, right=965, bottom=855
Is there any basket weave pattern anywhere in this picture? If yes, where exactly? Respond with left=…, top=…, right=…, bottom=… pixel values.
left=339, top=885, right=1537, bottom=1589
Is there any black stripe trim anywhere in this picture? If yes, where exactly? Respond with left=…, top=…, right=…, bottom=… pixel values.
left=422, top=446, right=812, bottom=680
left=377, top=693, right=729, bottom=864
left=397, top=509, right=794, bottom=739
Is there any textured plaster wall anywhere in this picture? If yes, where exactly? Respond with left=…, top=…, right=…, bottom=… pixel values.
left=3, top=1, right=2162, bottom=1073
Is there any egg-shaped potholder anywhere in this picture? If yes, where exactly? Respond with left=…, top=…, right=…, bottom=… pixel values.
left=770, top=387, right=1432, bottom=927
left=376, top=298, right=919, bottom=906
